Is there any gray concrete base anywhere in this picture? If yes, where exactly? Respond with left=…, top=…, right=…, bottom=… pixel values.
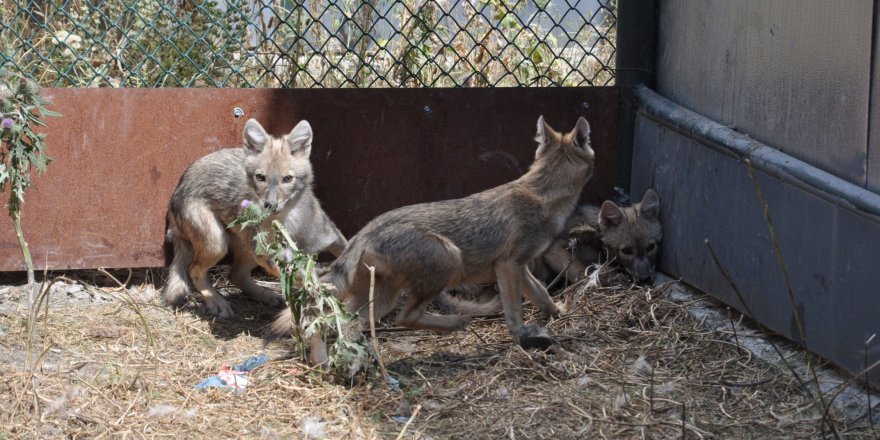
left=659, top=273, right=880, bottom=426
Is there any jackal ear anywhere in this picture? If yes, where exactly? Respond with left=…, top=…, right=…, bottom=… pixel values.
left=599, top=201, right=624, bottom=229
left=534, top=115, right=554, bottom=157
left=286, top=120, right=313, bottom=157
left=639, top=189, right=660, bottom=219
left=534, top=115, right=548, bottom=144
left=243, top=119, right=269, bottom=153
left=573, top=117, right=591, bottom=151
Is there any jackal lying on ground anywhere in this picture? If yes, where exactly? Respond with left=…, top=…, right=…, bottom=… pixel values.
left=163, top=118, right=346, bottom=318
left=269, top=116, right=596, bottom=363
left=539, top=189, right=662, bottom=285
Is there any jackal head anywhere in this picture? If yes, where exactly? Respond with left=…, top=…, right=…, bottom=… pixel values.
left=532, top=116, right=596, bottom=199
left=598, top=189, right=662, bottom=284
left=241, top=118, right=315, bottom=212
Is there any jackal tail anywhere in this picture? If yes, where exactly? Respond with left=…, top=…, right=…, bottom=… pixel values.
left=162, top=221, right=192, bottom=307
left=434, top=287, right=502, bottom=315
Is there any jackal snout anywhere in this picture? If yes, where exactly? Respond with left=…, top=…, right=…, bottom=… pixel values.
left=242, top=118, right=315, bottom=212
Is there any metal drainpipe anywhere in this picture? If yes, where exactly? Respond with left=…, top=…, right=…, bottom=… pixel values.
left=614, top=0, right=658, bottom=202
left=637, top=85, right=880, bottom=219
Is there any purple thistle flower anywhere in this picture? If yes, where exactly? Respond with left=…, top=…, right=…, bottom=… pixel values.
left=1, top=118, right=12, bottom=129
left=284, top=248, right=293, bottom=262
left=240, top=199, right=251, bottom=210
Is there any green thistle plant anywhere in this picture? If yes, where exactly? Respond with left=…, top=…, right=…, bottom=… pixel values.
left=0, top=68, right=60, bottom=295
left=229, top=201, right=371, bottom=379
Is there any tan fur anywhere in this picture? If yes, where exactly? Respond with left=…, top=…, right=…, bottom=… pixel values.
left=163, top=118, right=347, bottom=317
left=540, top=189, right=662, bottom=284
left=435, top=284, right=503, bottom=315
left=530, top=203, right=600, bottom=283
left=443, top=190, right=662, bottom=314
left=592, top=189, right=662, bottom=283
left=269, top=116, right=596, bottom=365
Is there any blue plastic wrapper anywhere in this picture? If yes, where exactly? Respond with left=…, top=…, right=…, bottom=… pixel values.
left=195, top=354, right=269, bottom=391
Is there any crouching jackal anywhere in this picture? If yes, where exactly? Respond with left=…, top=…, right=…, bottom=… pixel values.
left=163, top=118, right=347, bottom=318
left=269, top=116, right=595, bottom=362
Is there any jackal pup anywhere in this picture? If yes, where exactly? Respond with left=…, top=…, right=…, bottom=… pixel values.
left=269, top=116, right=595, bottom=361
left=163, top=119, right=347, bottom=317
left=540, top=189, right=662, bottom=284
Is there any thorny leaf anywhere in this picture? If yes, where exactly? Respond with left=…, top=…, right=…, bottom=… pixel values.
left=0, top=71, right=57, bottom=215
left=228, top=208, right=373, bottom=380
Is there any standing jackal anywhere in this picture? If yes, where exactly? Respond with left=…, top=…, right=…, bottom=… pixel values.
left=269, top=116, right=595, bottom=357
left=163, top=119, right=346, bottom=318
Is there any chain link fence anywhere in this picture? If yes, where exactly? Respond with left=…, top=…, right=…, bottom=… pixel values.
left=0, top=0, right=615, bottom=88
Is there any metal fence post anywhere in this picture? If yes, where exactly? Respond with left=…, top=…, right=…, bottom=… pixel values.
left=615, top=0, right=657, bottom=198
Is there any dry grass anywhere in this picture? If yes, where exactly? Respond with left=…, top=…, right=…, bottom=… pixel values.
left=0, top=266, right=875, bottom=439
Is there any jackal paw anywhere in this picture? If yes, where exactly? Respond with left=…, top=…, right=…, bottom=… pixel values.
left=543, top=302, right=565, bottom=318
left=206, top=298, right=234, bottom=318
left=249, top=288, right=285, bottom=308
left=518, top=324, right=556, bottom=351
left=264, top=261, right=281, bottom=278
left=451, top=315, right=471, bottom=331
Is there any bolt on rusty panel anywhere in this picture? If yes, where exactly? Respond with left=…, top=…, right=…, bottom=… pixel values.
left=0, top=87, right=618, bottom=271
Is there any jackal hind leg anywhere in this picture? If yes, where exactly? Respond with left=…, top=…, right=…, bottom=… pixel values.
left=344, top=265, right=403, bottom=325
left=228, top=235, right=284, bottom=308
left=185, top=213, right=233, bottom=318
left=395, top=274, right=470, bottom=333
left=494, top=260, right=527, bottom=343
left=524, top=266, right=564, bottom=317
left=543, top=239, right=587, bottom=284
left=396, top=292, right=471, bottom=332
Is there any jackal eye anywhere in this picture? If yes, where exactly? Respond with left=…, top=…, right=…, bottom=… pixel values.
left=282, top=175, right=294, bottom=183
left=620, top=247, right=634, bottom=256
left=255, top=173, right=266, bottom=182
left=646, top=243, right=657, bottom=253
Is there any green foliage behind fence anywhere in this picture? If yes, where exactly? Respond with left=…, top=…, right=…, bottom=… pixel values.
left=1, top=0, right=615, bottom=88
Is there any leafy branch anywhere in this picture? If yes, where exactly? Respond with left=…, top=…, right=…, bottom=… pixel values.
left=0, top=67, right=59, bottom=295
left=229, top=201, right=371, bottom=379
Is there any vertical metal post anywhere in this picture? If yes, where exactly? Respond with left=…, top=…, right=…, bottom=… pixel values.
left=867, top=0, right=880, bottom=191
left=615, top=0, right=657, bottom=197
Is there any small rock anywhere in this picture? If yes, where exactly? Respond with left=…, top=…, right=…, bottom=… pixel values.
left=421, top=399, right=445, bottom=411
left=574, top=375, right=592, bottom=387
left=300, top=416, right=326, bottom=439
left=627, top=354, right=653, bottom=376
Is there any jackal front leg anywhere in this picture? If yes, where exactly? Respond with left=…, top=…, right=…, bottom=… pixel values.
left=494, top=260, right=526, bottom=344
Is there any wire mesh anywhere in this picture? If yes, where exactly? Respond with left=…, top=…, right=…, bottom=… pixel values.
left=0, top=0, right=616, bottom=88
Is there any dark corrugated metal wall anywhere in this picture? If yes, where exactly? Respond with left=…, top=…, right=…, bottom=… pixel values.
left=657, top=0, right=873, bottom=187
left=635, top=0, right=880, bottom=388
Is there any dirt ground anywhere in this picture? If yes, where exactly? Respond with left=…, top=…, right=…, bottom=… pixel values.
left=0, top=267, right=877, bottom=439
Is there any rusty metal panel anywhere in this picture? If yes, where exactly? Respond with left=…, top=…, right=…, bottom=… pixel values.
left=657, top=0, right=872, bottom=185
left=0, top=88, right=618, bottom=271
